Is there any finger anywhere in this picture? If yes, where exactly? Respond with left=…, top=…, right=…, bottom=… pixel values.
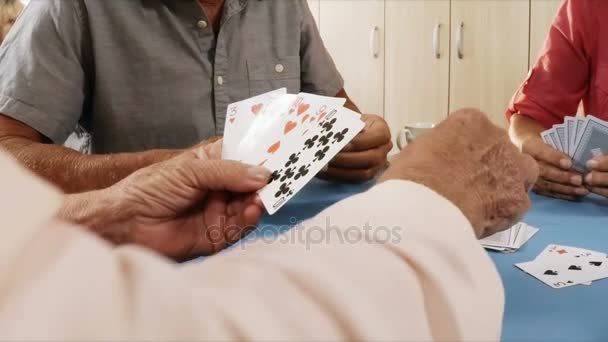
left=330, top=141, right=391, bottom=168
left=587, top=156, right=608, bottom=172
left=348, top=119, right=391, bottom=151
left=523, top=139, right=572, bottom=170
left=188, top=160, right=271, bottom=192
left=519, top=154, right=539, bottom=191
left=538, top=161, right=582, bottom=186
left=585, top=171, right=608, bottom=187
left=533, top=188, right=581, bottom=202
left=204, top=140, right=223, bottom=160
left=534, top=178, right=589, bottom=197
left=587, top=186, right=608, bottom=198
left=318, top=165, right=381, bottom=183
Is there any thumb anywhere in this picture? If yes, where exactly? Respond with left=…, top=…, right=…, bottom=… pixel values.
left=186, top=159, right=271, bottom=193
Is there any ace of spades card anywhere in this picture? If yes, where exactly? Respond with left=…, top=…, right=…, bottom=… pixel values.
left=258, top=107, right=365, bottom=214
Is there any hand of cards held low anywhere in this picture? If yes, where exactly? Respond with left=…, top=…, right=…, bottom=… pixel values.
left=541, top=115, right=608, bottom=173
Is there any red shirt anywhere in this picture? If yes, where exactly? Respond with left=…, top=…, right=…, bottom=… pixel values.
left=507, top=0, right=608, bottom=128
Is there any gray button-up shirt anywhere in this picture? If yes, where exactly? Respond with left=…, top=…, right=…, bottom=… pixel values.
left=0, top=0, right=343, bottom=153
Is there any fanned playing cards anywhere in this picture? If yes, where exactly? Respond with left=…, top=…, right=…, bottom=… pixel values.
left=222, top=89, right=365, bottom=214
left=480, top=222, right=538, bottom=253
left=541, top=115, right=608, bottom=172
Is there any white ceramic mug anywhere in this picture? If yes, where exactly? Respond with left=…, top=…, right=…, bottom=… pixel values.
left=396, top=122, right=436, bottom=150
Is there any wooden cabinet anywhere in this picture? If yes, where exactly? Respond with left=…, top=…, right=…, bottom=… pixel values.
left=317, top=0, right=554, bottom=139
left=449, top=1, right=530, bottom=127
left=319, top=1, right=385, bottom=115
left=384, top=0, right=450, bottom=143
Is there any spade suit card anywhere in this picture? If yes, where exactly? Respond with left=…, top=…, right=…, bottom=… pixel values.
left=222, top=88, right=287, bottom=160
left=516, top=245, right=608, bottom=289
left=259, top=107, right=365, bottom=215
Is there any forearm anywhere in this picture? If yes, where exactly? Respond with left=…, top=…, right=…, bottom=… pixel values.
left=509, top=114, right=545, bottom=150
left=0, top=136, right=181, bottom=193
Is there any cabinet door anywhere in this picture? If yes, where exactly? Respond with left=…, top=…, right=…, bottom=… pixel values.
left=530, top=0, right=562, bottom=64
left=319, top=1, right=385, bottom=115
left=385, top=0, right=450, bottom=147
left=449, top=1, right=530, bottom=127
left=307, top=0, right=320, bottom=28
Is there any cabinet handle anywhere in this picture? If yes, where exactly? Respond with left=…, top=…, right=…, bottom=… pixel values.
left=369, top=26, right=380, bottom=59
left=457, top=22, right=464, bottom=59
left=433, top=22, right=442, bottom=59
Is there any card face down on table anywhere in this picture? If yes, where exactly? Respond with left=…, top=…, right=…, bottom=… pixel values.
left=222, top=89, right=365, bottom=215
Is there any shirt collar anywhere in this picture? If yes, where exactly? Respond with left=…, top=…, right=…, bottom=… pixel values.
left=0, top=151, right=63, bottom=270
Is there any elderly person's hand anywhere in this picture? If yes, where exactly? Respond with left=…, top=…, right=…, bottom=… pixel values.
left=318, top=113, right=392, bottom=183
left=583, top=156, right=608, bottom=197
left=380, top=108, right=538, bottom=238
left=60, top=140, right=271, bottom=261
left=520, top=135, right=587, bottom=200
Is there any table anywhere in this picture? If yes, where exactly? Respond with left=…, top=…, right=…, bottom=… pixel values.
left=242, top=179, right=608, bottom=342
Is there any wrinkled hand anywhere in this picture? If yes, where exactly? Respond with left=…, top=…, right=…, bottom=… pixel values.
left=101, top=140, right=271, bottom=260
left=318, top=114, right=392, bottom=183
left=379, top=108, right=538, bottom=238
left=584, top=156, right=608, bottom=197
left=520, top=136, right=587, bottom=200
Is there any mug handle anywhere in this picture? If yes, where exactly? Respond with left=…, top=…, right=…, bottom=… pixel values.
left=397, top=129, right=413, bottom=150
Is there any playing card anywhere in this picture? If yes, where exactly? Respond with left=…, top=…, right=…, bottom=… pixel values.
left=541, top=130, right=557, bottom=149
left=222, top=88, right=287, bottom=160
left=480, top=222, right=538, bottom=252
left=554, top=124, right=567, bottom=155
left=574, top=117, right=586, bottom=150
left=565, top=117, right=577, bottom=157
left=517, top=245, right=608, bottom=289
left=571, top=116, right=608, bottom=172
left=259, top=107, right=365, bottom=215
left=236, top=93, right=346, bottom=166
left=548, top=129, right=564, bottom=152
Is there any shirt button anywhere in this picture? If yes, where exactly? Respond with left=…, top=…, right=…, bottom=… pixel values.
left=197, top=20, right=208, bottom=29
left=275, top=64, right=285, bottom=73
left=217, top=76, right=224, bottom=85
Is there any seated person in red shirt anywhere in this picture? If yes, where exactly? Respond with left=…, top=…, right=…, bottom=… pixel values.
left=507, top=0, right=608, bottom=201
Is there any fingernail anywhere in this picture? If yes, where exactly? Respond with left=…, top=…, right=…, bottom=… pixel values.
left=560, top=159, right=572, bottom=169
left=248, top=166, right=271, bottom=182
left=570, top=175, right=582, bottom=186
left=585, top=173, right=593, bottom=184
left=587, top=159, right=599, bottom=169
left=575, top=187, right=590, bottom=195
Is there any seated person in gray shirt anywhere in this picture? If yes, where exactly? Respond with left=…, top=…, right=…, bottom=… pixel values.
left=0, top=0, right=392, bottom=194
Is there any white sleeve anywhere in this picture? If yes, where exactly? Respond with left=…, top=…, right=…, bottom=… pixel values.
left=0, top=180, right=503, bottom=341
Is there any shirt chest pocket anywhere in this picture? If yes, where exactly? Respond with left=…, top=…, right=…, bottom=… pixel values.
left=247, top=56, right=301, bottom=96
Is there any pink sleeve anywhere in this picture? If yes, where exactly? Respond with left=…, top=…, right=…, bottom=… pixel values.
left=507, top=0, right=593, bottom=128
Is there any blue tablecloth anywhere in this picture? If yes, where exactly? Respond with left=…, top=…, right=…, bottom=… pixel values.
left=242, top=179, right=608, bottom=342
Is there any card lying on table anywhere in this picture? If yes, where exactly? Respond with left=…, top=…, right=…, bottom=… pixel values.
left=541, top=115, right=608, bottom=172
left=222, top=89, right=365, bottom=215
left=516, top=244, right=608, bottom=289
left=480, top=222, right=538, bottom=253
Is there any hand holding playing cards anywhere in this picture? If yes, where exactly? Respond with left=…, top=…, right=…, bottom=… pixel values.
left=379, top=108, right=538, bottom=238
left=95, top=143, right=270, bottom=260
left=520, top=136, right=588, bottom=200
left=584, top=156, right=608, bottom=197
left=319, top=114, right=392, bottom=182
